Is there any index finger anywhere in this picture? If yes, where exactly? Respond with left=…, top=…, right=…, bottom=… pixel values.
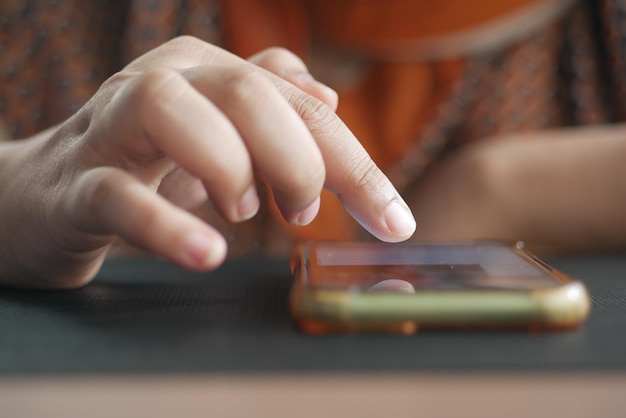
left=237, top=48, right=416, bottom=239
left=127, top=38, right=415, bottom=240
left=282, top=88, right=416, bottom=242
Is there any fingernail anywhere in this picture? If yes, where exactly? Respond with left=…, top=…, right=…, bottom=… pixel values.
left=384, top=200, right=416, bottom=239
left=237, top=185, right=260, bottom=221
left=292, top=196, right=320, bottom=226
left=184, top=231, right=226, bottom=269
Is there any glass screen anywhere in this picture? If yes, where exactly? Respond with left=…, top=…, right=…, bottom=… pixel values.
left=308, top=242, right=562, bottom=291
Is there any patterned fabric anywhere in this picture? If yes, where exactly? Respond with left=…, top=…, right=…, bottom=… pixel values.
left=389, top=0, right=626, bottom=194
left=0, top=1, right=128, bottom=138
left=1, top=0, right=626, bottom=255
left=0, top=0, right=222, bottom=138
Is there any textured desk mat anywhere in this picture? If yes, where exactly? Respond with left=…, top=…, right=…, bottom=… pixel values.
left=1, top=255, right=625, bottom=374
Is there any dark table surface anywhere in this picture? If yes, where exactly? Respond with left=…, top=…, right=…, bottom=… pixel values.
left=1, top=254, right=625, bottom=375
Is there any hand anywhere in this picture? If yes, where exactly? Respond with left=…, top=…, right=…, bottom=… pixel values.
left=0, top=37, right=415, bottom=288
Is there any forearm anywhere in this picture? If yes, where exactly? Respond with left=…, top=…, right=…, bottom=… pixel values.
left=490, top=124, right=626, bottom=254
left=409, top=124, right=626, bottom=255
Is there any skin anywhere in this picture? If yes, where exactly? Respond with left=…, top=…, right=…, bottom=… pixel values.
left=408, top=124, right=626, bottom=255
left=0, top=36, right=416, bottom=289
left=2, top=37, right=624, bottom=289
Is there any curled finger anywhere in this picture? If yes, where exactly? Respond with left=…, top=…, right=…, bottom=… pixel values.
left=97, top=68, right=260, bottom=223
left=66, top=167, right=228, bottom=271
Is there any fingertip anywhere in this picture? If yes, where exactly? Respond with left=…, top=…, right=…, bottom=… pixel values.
left=290, top=195, right=321, bottom=226
left=183, top=230, right=228, bottom=270
left=382, top=200, right=416, bottom=242
left=236, top=184, right=260, bottom=221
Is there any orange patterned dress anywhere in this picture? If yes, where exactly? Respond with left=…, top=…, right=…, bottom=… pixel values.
left=1, top=0, right=626, bottom=256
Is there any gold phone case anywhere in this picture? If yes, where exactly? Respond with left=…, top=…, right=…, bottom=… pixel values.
left=290, top=242, right=591, bottom=334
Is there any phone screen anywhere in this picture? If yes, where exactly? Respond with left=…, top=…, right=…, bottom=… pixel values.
left=305, top=242, right=562, bottom=291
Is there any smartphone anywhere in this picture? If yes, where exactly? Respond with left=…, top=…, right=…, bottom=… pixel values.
left=289, top=241, right=590, bottom=334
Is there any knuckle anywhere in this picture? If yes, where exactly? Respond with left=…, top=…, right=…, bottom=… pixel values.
left=132, top=69, right=187, bottom=119
left=294, top=95, right=341, bottom=138
left=253, top=47, right=306, bottom=70
left=125, top=35, right=217, bottom=72
left=163, top=35, right=205, bottom=52
left=135, top=68, right=184, bottom=101
left=350, top=155, right=386, bottom=192
left=262, top=46, right=297, bottom=59
left=220, top=68, right=272, bottom=105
